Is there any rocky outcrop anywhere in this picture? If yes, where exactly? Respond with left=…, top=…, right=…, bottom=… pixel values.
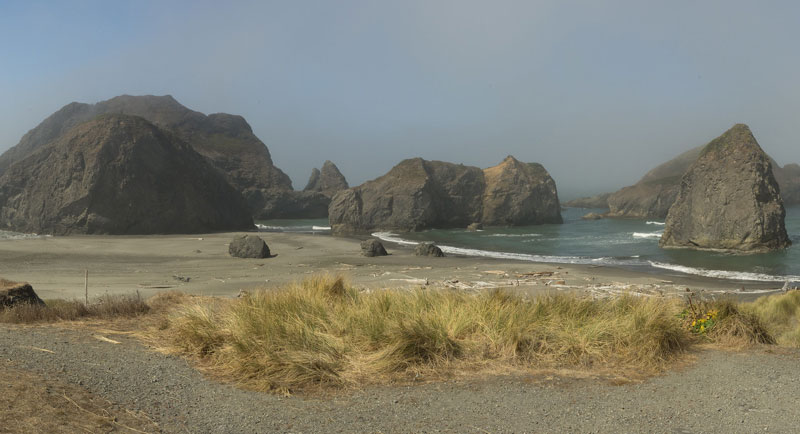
left=574, top=143, right=800, bottom=219
left=229, top=235, right=270, bottom=258
left=772, top=162, right=800, bottom=206
left=0, top=95, right=326, bottom=219
left=0, top=279, right=45, bottom=308
left=0, top=115, right=254, bottom=235
left=660, top=124, right=791, bottom=252
left=581, top=212, right=604, bottom=220
left=329, top=156, right=561, bottom=234
left=246, top=190, right=330, bottom=219
left=304, top=161, right=349, bottom=197
left=563, top=193, right=611, bottom=209
left=330, top=158, right=486, bottom=234
left=414, top=243, right=445, bottom=257
left=482, top=156, right=562, bottom=226
left=361, top=239, right=388, bottom=257
left=466, top=222, right=483, bottom=232
left=605, top=146, right=702, bottom=219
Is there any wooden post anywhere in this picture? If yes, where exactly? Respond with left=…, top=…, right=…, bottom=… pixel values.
left=84, top=269, right=88, bottom=305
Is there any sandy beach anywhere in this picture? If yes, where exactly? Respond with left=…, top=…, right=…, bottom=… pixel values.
left=0, top=231, right=784, bottom=301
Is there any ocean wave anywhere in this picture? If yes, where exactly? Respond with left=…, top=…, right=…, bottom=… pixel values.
left=646, top=221, right=666, bottom=226
left=632, top=232, right=663, bottom=239
left=256, top=224, right=330, bottom=232
left=649, top=261, right=800, bottom=282
left=0, top=231, right=47, bottom=240
left=311, top=226, right=331, bottom=231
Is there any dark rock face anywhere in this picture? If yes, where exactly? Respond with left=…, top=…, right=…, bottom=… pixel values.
left=304, top=161, right=349, bottom=197
left=0, top=115, right=254, bottom=235
left=360, top=239, right=388, bottom=257
left=228, top=235, right=270, bottom=258
left=247, top=190, right=330, bottom=219
left=0, top=95, right=327, bottom=219
left=482, top=156, right=562, bottom=226
left=660, top=124, right=791, bottom=252
left=0, top=280, right=45, bottom=308
left=329, top=157, right=561, bottom=234
left=414, top=243, right=445, bottom=257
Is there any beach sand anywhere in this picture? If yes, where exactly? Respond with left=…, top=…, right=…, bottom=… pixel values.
left=0, top=231, right=784, bottom=301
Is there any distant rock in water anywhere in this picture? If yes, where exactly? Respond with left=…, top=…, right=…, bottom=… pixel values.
left=304, top=160, right=349, bottom=197
left=772, top=162, right=800, bottom=206
left=466, top=222, right=483, bottom=232
left=563, top=193, right=611, bottom=209
left=0, top=94, right=330, bottom=219
left=0, top=115, right=254, bottom=235
left=660, top=124, right=790, bottom=252
left=329, top=156, right=561, bottom=234
left=581, top=212, right=604, bottom=220
left=482, top=156, right=562, bottom=226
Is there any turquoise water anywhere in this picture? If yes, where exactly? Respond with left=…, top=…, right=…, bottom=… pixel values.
left=389, top=206, right=800, bottom=282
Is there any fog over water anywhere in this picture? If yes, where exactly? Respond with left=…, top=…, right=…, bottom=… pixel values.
left=2, top=1, right=800, bottom=199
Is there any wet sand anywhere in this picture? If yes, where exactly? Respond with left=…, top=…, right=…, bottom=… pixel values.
left=0, top=231, right=784, bottom=301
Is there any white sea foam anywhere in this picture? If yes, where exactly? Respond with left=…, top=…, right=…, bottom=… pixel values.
left=632, top=232, right=663, bottom=239
left=312, top=226, right=332, bottom=231
left=370, top=232, right=421, bottom=246
left=649, top=261, right=800, bottom=282
left=646, top=221, right=666, bottom=226
left=486, top=233, right=542, bottom=238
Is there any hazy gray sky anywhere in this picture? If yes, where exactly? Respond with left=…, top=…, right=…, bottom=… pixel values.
left=2, top=0, right=799, bottom=199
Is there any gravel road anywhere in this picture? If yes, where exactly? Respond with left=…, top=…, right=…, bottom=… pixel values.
left=3, top=324, right=800, bottom=433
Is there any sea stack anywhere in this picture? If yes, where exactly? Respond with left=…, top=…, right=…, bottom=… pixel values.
left=482, top=156, right=562, bottom=225
left=659, top=124, right=790, bottom=252
left=303, top=160, right=349, bottom=197
left=0, top=114, right=254, bottom=234
left=328, top=156, right=561, bottom=234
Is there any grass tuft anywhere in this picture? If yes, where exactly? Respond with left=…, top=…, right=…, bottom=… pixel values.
left=0, top=293, right=150, bottom=323
left=160, top=276, right=693, bottom=393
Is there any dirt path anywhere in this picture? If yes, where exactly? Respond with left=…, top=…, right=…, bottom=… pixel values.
left=2, top=324, right=800, bottom=433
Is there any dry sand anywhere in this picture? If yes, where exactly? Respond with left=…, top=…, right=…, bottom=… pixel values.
left=0, top=231, right=783, bottom=301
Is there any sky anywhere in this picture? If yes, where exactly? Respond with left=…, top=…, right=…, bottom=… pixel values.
left=2, top=0, right=800, bottom=199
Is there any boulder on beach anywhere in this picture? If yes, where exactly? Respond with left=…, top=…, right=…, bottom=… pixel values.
left=360, top=239, right=388, bottom=257
left=414, top=243, right=445, bottom=257
left=229, top=235, right=271, bottom=258
left=660, top=124, right=791, bottom=252
left=0, top=114, right=254, bottom=235
left=329, top=156, right=562, bottom=234
left=0, top=279, right=45, bottom=308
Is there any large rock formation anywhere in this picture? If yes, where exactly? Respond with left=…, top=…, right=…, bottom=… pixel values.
left=0, top=114, right=254, bottom=234
left=482, top=156, right=562, bottom=225
left=329, top=156, right=561, bottom=234
left=565, top=142, right=800, bottom=217
left=304, top=160, right=349, bottom=196
left=659, top=124, right=791, bottom=252
left=0, top=279, right=45, bottom=308
left=0, top=95, right=323, bottom=219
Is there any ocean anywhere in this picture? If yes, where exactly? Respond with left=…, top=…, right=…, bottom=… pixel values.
left=256, top=206, right=800, bottom=283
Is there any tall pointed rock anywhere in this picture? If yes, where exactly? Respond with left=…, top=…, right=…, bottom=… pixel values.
left=660, top=124, right=790, bottom=252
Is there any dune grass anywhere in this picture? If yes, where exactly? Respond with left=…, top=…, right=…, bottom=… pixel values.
left=0, top=292, right=151, bottom=323
left=162, top=275, right=694, bottom=393
left=748, top=290, right=800, bottom=346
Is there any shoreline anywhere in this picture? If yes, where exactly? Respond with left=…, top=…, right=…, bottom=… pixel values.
left=0, top=231, right=786, bottom=302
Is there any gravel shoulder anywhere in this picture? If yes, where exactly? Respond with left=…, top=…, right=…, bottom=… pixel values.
left=3, top=323, right=800, bottom=433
